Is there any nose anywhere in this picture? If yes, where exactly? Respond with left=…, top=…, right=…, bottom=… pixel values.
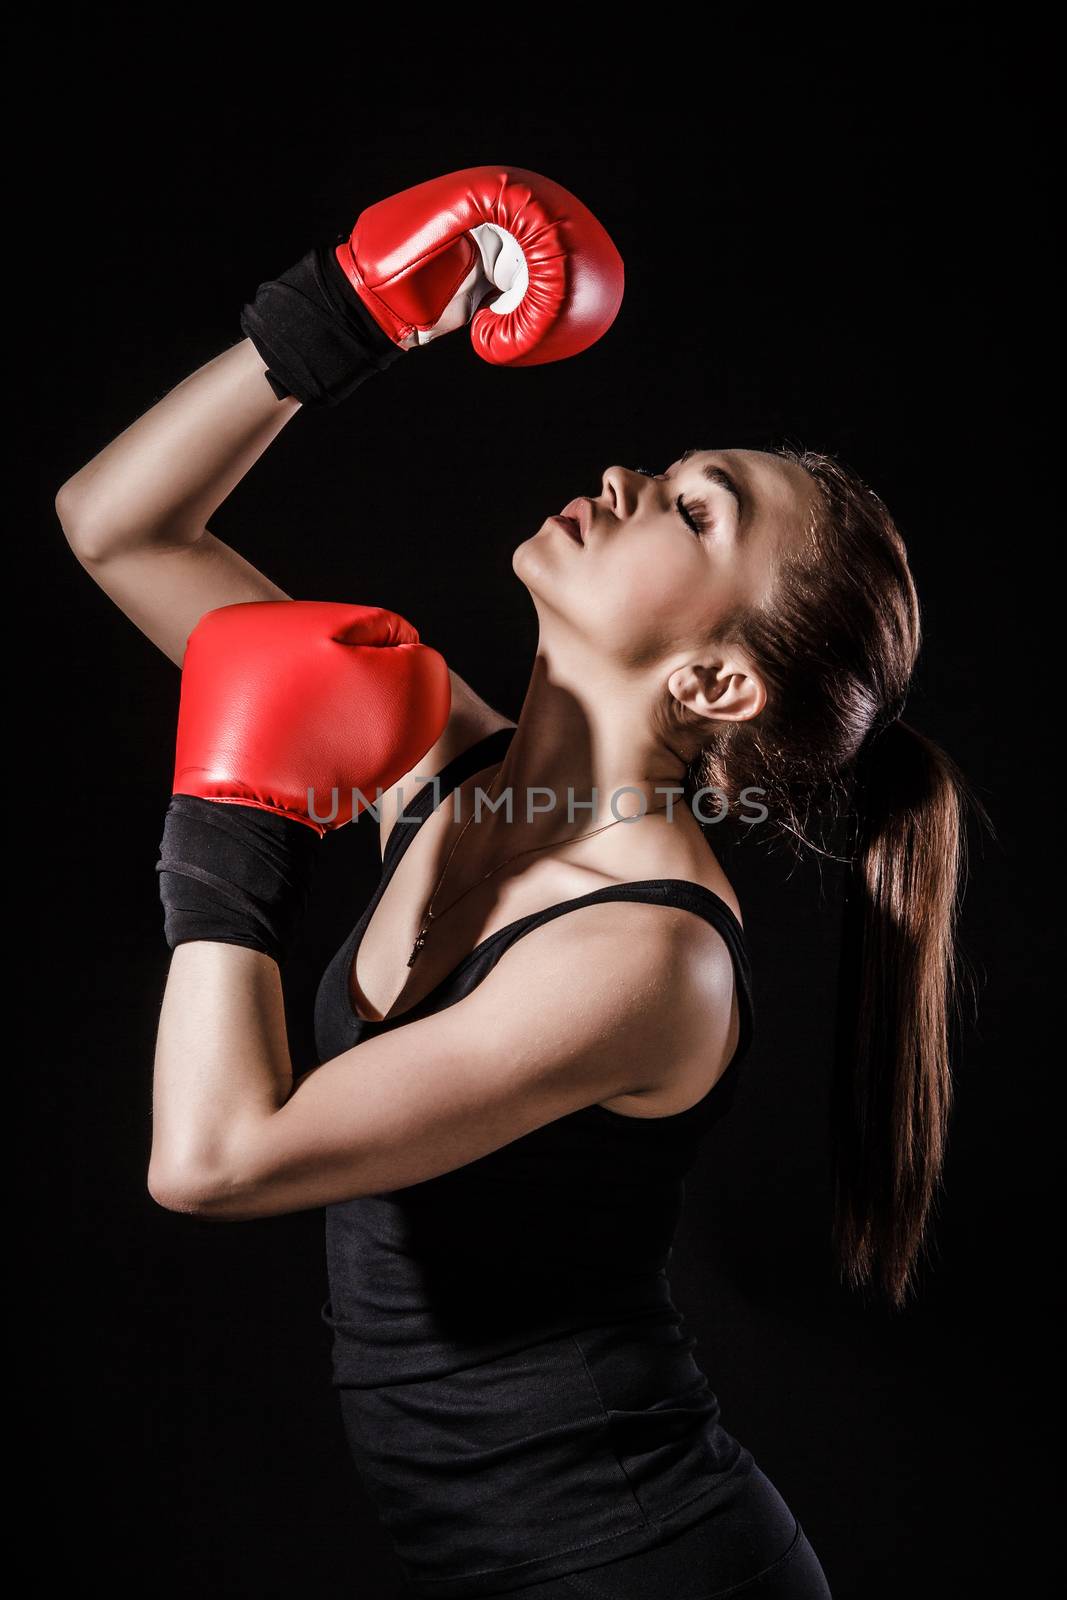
left=600, top=464, right=657, bottom=520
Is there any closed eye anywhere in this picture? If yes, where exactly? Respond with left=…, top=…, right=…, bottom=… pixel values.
left=636, top=464, right=713, bottom=539
left=676, top=495, right=710, bottom=537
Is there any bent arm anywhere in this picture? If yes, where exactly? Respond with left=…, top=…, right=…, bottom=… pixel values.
left=147, top=902, right=736, bottom=1219
left=56, top=338, right=299, bottom=665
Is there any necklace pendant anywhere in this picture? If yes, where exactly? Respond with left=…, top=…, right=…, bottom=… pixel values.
left=407, top=916, right=432, bottom=968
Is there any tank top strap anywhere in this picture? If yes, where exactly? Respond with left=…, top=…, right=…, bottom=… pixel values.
left=381, top=724, right=517, bottom=879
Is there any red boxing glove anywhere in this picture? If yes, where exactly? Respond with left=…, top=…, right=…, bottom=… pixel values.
left=172, top=600, right=451, bottom=837
left=334, top=164, right=625, bottom=366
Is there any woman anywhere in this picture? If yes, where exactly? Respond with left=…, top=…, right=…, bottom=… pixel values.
left=56, top=203, right=979, bottom=1599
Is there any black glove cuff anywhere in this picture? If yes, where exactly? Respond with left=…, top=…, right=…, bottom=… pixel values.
left=239, top=240, right=406, bottom=407
left=156, top=794, right=322, bottom=965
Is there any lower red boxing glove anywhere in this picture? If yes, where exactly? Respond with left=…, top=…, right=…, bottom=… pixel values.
left=172, top=599, right=451, bottom=836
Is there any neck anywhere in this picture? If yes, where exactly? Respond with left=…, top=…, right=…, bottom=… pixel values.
left=472, top=653, right=690, bottom=850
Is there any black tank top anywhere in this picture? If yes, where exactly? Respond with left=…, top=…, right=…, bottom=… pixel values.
left=314, top=727, right=758, bottom=1597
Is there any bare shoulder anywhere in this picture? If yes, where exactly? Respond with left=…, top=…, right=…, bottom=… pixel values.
left=459, top=894, right=738, bottom=1102
left=377, top=668, right=516, bottom=859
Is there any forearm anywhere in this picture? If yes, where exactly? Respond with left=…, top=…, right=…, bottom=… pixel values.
left=148, top=941, right=293, bottom=1210
left=57, top=338, right=300, bottom=557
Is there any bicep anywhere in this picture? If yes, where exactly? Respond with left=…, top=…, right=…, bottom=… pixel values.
left=376, top=668, right=516, bottom=860
left=65, top=527, right=292, bottom=668
left=213, top=903, right=725, bottom=1219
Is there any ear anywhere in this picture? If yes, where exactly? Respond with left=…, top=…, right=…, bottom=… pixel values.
left=666, top=654, right=766, bottom=730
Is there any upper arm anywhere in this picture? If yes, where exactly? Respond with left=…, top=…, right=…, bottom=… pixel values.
left=375, top=669, right=516, bottom=860
left=62, top=524, right=292, bottom=668
left=202, top=902, right=733, bottom=1219
left=59, top=504, right=512, bottom=802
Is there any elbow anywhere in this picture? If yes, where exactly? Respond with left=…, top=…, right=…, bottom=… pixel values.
left=55, top=480, right=149, bottom=563
left=147, top=1179, right=201, bottom=1216
left=147, top=1160, right=227, bottom=1218
left=55, top=483, right=107, bottom=562
left=55, top=477, right=92, bottom=537
left=147, top=1157, right=265, bottom=1221
left=55, top=479, right=83, bottom=529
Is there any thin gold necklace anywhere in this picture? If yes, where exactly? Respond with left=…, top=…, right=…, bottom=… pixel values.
left=407, top=765, right=672, bottom=967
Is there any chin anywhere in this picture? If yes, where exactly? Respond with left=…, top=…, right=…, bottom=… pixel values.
left=512, top=522, right=591, bottom=610
left=511, top=535, right=543, bottom=584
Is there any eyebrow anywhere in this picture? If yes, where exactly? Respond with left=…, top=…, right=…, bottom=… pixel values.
left=675, top=448, right=750, bottom=538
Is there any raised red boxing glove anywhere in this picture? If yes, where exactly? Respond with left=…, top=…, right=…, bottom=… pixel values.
left=334, top=164, right=625, bottom=367
left=172, top=600, right=451, bottom=836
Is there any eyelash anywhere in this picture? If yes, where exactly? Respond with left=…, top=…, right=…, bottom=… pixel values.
left=676, top=496, right=709, bottom=538
left=634, top=465, right=708, bottom=540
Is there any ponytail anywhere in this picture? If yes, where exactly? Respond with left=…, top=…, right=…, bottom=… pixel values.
left=689, top=443, right=994, bottom=1306
left=831, top=718, right=991, bottom=1309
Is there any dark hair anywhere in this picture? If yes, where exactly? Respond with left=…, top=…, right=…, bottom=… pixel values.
left=676, top=448, right=992, bottom=1311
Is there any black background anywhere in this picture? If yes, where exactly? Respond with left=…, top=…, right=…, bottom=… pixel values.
left=30, top=15, right=1055, bottom=1598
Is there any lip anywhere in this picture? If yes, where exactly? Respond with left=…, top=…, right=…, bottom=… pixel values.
left=551, top=513, right=584, bottom=545
left=560, top=497, right=594, bottom=540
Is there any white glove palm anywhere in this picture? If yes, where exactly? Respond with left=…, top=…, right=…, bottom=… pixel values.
left=397, top=222, right=528, bottom=350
